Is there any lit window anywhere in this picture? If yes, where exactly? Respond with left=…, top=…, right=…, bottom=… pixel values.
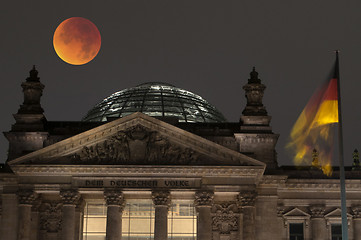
left=168, top=200, right=197, bottom=240
left=331, top=224, right=342, bottom=240
left=122, top=199, right=155, bottom=240
left=289, top=223, right=304, bottom=240
left=83, top=201, right=107, bottom=240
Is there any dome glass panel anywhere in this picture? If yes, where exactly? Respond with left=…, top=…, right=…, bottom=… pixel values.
left=82, top=82, right=226, bottom=123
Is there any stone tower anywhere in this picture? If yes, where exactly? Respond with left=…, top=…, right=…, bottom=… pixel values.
left=4, top=66, right=48, bottom=160
left=234, top=67, right=279, bottom=169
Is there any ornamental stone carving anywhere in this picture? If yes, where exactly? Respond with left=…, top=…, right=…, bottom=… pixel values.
left=211, top=203, right=239, bottom=234
left=60, top=189, right=80, bottom=205
left=73, top=125, right=198, bottom=165
left=194, top=191, right=214, bottom=207
left=152, top=190, right=171, bottom=207
left=32, top=196, right=42, bottom=212
left=18, top=189, right=38, bottom=205
left=277, top=204, right=285, bottom=217
left=309, top=205, right=326, bottom=218
left=104, top=189, right=125, bottom=208
left=40, top=202, right=63, bottom=232
left=236, top=190, right=257, bottom=207
left=352, top=206, right=361, bottom=218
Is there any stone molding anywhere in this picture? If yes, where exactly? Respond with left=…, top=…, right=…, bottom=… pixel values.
left=194, top=191, right=214, bottom=207
left=18, top=189, right=38, bottom=205
left=211, top=203, right=239, bottom=234
left=260, top=175, right=288, bottom=185
left=152, top=190, right=171, bottom=207
left=104, top=189, right=125, bottom=208
left=11, top=165, right=264, bottom=178
left=236, top=190, right=257, bottom=207
left=40, top=202, right=63, bottom=232
left=284, top=181, right=361, bottom=190
left=60, top=189, right=80, bottom=205
left=309, top=205, right=326, bottom=218
left=352, top=206, right=361, bottom=219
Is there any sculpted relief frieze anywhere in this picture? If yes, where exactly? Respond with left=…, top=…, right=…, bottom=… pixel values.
left=212, top=203, right=239, bottom=234
left=71, top=125, right=199, bottom=165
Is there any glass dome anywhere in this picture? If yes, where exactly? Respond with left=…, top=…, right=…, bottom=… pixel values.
left=82, top=82, right=226, bottom=123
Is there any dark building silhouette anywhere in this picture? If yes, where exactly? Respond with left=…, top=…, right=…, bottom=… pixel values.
left=1, top=66, right=360, bottom=240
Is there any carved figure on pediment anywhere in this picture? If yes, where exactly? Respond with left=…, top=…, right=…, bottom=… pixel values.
left=147, top=131, right=168, bottom=163
left=39, top=202, right=62, bottom=233
left=73, top=124, right=198, bottom=165
left=212, top=203, right=239, bottom=233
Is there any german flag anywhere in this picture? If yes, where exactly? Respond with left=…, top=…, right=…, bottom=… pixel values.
left=287, top=60, right=339, bottom=176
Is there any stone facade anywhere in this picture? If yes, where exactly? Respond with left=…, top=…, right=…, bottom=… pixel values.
left=1, top=67, right=361, bottom=240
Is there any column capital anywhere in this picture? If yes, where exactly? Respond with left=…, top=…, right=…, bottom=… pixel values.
left=104, top=189, right=125, bottom=207
left=309, top=205, right=326, bottom=218
left=32, top=196, right=42, bottom=212
left=60, top=189, right=80, bottom=205
left=18, top=189, right=38, bottom=205
left=352, top=205, right=361, bottom=219
left=194, top=191, right=214, bottom=207
left=236, top=190, right=257, bottom=207
left=152, top=190, right=171, bottom=207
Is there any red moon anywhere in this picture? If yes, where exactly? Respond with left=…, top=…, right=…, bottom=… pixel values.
left=53, top=17, right=101, bottom=65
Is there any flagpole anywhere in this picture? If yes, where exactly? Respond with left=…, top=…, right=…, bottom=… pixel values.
left=335, top=50, right=348, bottom=240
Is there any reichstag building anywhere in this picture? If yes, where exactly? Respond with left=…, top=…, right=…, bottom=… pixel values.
left=1, top=66, right=361, bottom=240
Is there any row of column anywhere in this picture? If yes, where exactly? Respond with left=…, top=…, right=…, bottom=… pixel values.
left=103, top=189, right=258, bottom=240
left=1, top=189, right=258, bottom=240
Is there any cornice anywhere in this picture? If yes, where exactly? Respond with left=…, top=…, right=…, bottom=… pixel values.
left=284, top=179, right=361, bottom=190
left=260, top=175, right=288, bottom=185
left=10, top=165, right=265, bottom=178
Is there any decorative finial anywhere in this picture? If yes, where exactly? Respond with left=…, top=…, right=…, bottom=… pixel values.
left=352, top=149, right=360, bottom=170
left=248, top=66, right=261, bottom=84
left=312, top=148, right=319, bottom=168
left=26, top=65, right=40, bottom=82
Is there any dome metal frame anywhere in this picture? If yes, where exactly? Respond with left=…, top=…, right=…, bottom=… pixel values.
left=82, top=82, right=226, bottom=123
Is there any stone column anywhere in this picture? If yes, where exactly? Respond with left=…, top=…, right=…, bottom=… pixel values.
left=194, top=191, right=214, bottom=240
left=237, top=191, right=257, bottom=240
left=30, top=197, right=42, bottom=240
left=104, top=189, right=125, bottom=240
left=60, top=189, right=80, bottom=240
left=74, top=200, right=85, bottom=240
left=309, top=205, right=326, bottom=240
left=352, top=206, right=361, bottom=240
left=1, top=193, right=18, bottom=240
left=18, top=189, right=38, bottom=240
left=152, top=190, right=171, bottom=240
left=277, top=204, right=287, bottom=240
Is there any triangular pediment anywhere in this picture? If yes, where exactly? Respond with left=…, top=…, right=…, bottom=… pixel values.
left=325, top=208, right=352, bottom=218
left=284, top=208, right=310, bottom=217
left=8, top=113, right=265, bottom=167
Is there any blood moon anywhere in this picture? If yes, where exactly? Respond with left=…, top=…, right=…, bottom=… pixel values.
left=53, top=17, right=101, bottom=65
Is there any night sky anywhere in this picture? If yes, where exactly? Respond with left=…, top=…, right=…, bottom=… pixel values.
left=1, top=1, right=360, bottom=166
